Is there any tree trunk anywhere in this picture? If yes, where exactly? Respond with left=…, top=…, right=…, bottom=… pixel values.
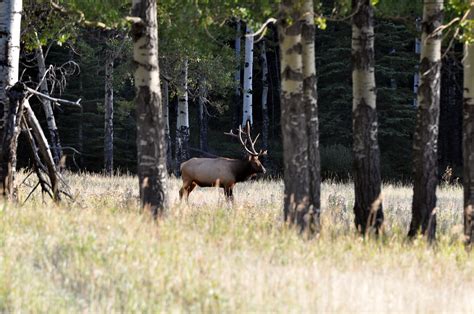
left=233, top=20, right=241, bottom=128
left=198, top=78, right=209, bottom=152
left=78, top=69, right=84, bottom=166
left=302, top=0, right=321, bottom=233
left=0, top=83, right=25, bottom=200
left=278, top=0, right=311, bottom=232
left=351, top=0, right=383, bottom=234
left=35, top=38, right=62, bottom=166
left=261, top=40, right=269, bottom=152
left=463, top=2, right=474, bottom=246
left=242, top=24, right=254, bottom=126
left=0, top=0, right=22, bottom=142
left=130, top=0, right=168, bottom=217
left=162, top=79, right=173, bottom=174
left=413, top=18, right=421, bottom=107
left=175, top=58, right=189, bottom=175
left=104, top=55, right=114, bottom=175
left=409, top=0, right=443, bottom=241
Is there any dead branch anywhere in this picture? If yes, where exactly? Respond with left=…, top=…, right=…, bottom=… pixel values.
left=247, top=18, right=277, bottom=43
left=26, top=86, right=81, bottom=107
left=24, top=100, right=60, bottom=201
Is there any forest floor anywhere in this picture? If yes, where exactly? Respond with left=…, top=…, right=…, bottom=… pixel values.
left=1, top=172, right=473, bottom=312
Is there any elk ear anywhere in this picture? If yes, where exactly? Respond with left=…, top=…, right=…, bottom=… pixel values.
left=248, top=155, right=252, bottom=161
left=260, top=150, right=268, bottom=156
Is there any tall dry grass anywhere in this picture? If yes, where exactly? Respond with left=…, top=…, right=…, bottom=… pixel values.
left=0, top=172, right=473, bottom=312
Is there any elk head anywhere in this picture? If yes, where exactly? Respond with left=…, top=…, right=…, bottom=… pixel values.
left=225, top=121, right=267, bottom=174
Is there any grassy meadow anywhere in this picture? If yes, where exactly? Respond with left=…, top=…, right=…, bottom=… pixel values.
left=1, top=172, right=473, bottom=312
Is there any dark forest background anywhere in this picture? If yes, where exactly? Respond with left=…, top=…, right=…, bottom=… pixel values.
left=17, top=14, right=464, bottom=182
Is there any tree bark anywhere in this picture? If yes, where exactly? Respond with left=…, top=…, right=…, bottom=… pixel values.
left=409, top=0, right=443, bottom=241
left=162, top=79, right=173, bottom=174
left=131, top=0, right=168, bottom=217
left=261, top=40, right=269, bottom=152
left=0, top=83, right=25, bottom=200
left=0, top=0, right=22, bottom=143
left=233, top=20, right=242, bottom=128
left=35, top=37, right=62, bottom=166
left=78, top=68, right=84, bottom=166
left=351, top=0, right=383, bottom=234
left=198, top=78, right=209, bottom=152
left=242, top=24, right=254, bottom=126
left=279, top=0, right=313, bottom=233
left=463, top=2, right=474, bottom=246
left=104, top=55, right=114, bottom=175
left=175, top=58, right=189, bottom=175
left=302, top=0, right=321, bottom=233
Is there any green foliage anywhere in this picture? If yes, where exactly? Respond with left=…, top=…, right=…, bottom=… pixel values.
left=22, top=1, right=78, bottom=51
left=55, top=0, right=130, bottom=28
left=158, top=0, right=236, bottom=113
left=374, top=0, right=422, bottom=17
left=194, top=0, right=278, bottom=29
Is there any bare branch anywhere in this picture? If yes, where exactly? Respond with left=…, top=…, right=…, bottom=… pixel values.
left=26, top=86, right=81, bottom=107
left=125, top=16, right=145, bottom=25
left=246, top=18, right=277, bottom=43
left=35, top=65, right=54, bottom=92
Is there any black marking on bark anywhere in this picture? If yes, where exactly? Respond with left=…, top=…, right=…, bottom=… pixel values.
left=352, top=98, right=383, bottom=233
left=409, top=56, right=441, bottom=240
left=422, top=9, right=444, bottom=39
left=463, top=97, right=474, bottom=245
left=352, top=0, right=372, bottom=30
left=282, top=66, right=303, bottom=81
left=287, top=42, right=303, bottom=55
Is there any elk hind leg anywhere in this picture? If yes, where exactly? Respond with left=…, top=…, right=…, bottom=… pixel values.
left=180, top=181, right=196, bottom=202
left=186, top=182, right=197, bottom=200
left=179, top=180, right=191, bottom=201
left=224, top=186, right=234, bottom=203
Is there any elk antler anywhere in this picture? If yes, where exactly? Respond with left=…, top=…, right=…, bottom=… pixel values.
left=224, top=121, right=265, bottom=156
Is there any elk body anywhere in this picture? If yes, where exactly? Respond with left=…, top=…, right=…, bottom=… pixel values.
left=179, top=123, right=266, bottom=202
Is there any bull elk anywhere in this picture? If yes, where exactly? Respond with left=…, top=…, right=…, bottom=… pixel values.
left=179, top=122, right=267, bottom=202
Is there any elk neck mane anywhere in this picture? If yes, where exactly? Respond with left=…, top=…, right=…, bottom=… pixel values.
left=222, top=157, right=256, bottom=182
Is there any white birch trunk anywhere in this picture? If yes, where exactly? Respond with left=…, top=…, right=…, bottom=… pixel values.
left=35, top=39, right=62, bottom=166
left=242, top=24, right=254, bottom=126
left=0, top=0, right=22, bottom=138
left=104, top=56, right=114, bottom=175
left=351, top=0, right=383, bottom=233
left=413, top=18, right=422, bottom=107
left=279, top=0, right=310, bottom=230
left=302, top=0, right=321, bottom=233
left=175, top=58, right=189, bottom=173
left=462, top=3, right=474, bottom=245
left=233, top=20, right=242, bottom=127
left=163, top=80, right=169, bottom=141
left=198, top=77, right=208, bottom=152
left=260, top=41, right=269, bottom=151
left=131, top=0, right=167, bottom=216
left=162, top=79, right=172, bottom=173
left=409, top=0, right=443, bottom=241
